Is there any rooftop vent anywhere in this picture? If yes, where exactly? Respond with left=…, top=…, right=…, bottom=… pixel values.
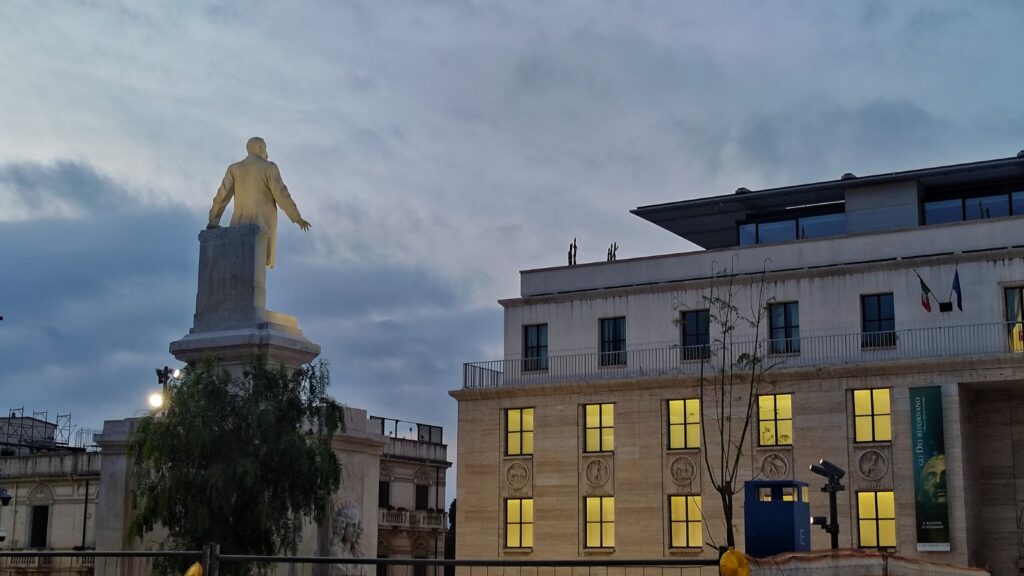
left=735, top=187, right=752, bottom=194
left=1017, top=150, right=1024, bottom=159
left=841, top=173, right=857, bottom=181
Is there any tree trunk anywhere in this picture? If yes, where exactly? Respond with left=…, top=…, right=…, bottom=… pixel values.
left=720, top=488, right=736, bottom=549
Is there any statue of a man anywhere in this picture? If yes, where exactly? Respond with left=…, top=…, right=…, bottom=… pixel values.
left=208, top=137, right=311, bottom=268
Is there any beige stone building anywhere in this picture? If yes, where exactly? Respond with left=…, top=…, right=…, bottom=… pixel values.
left=452, top=153, right=1024, bottom=575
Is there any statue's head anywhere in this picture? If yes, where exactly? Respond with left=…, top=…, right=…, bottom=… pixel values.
left=246, top=137, right=268, bottom=160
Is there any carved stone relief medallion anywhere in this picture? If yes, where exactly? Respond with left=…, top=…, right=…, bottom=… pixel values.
left=585, top=459, right=611, bottom=487
left=505, top=462, right=530, bottom=490
left=670, top=456, right=698, bottom=485
left=760, top=453, right=789, bottom=480
left=857, top=449, right=889, bottom=481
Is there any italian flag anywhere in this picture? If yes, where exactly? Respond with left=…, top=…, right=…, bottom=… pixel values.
left=917, top=272, right=934, bottom=312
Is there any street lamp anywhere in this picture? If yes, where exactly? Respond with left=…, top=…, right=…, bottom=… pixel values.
left=152, top=366, right=183, bottom=412
left=809, top=458, right=845, bottom=550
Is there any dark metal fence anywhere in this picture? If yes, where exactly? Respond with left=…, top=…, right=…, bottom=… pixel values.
left=0, top=550, right=720, bottom=576
left=0, top=550, right=201, bottom=576
left=464, top=321, right=1024, bottom=388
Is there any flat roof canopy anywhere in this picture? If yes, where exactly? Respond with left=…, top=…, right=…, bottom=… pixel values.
left=632, top=155, right=1024, bottom=249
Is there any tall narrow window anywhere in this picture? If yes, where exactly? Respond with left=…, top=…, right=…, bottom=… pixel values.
left=668, top=399, right=700, bottom=449
left=669, top=496, right=703, bottom=549
left=415, top=484, right=429, bottom=511
left=599, top=317, right=626, bottom=366
left=1006, top=287, right=1024, bottom=352
left=853, top=389, right=892, bottom=442
left=379, top=480, right=391, bottom=508
left=584, top=403, right=614, bottom=452
left=506, top=408, right=535, bottom=456
left=861, top=294, right=896, bottom=348
left=30, top=505, right=49, bottom=548
left=523, top=324, right=548, bottom=371
left=585, top=496, right=615, bottom=548
left=506, top=498, right=534, bottom=549
left=858, top=491, right=896, bottom=548
left=680, top=310, right=710, bottom=360
left=758, top=394, right=793, bottom=446
left=769, top=302, right=800, bottom=354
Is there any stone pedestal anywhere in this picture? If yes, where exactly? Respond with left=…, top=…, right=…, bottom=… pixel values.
left=169, top=224, right=320, bottom=371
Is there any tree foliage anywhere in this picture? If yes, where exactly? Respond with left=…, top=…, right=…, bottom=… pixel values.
left=130, top=357, right=344, bottom=563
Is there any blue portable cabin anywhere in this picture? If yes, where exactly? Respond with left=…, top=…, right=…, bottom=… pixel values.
left=743, top=480, right=811, bottom=558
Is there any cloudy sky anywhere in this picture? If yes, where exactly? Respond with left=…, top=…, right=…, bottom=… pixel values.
left=1, top=1, right=1022, bottom=497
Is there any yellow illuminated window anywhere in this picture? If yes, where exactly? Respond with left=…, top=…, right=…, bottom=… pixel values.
left=853, top=389, right=891, bottom=442
left=668, top=399, right=701, bottom=449
left=506, top=498, right=534, bottom=549
left=758, top=394, right=793, bottom=446
left=858, top=491, right=896, bottom=548
left=507, top=408, right=535, bottom=456
left=669, top=496, right=702, bottom=548
left=584, top=403, right=614, bottom=452
left=585, top=496, right=615, bottom=548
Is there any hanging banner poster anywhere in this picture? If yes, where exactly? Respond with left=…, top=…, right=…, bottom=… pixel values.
left=910, top=386, right=950, bottom=551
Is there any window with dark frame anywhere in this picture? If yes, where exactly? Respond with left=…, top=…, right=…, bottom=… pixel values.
left=680, top=310, right=710, bottom=360
left=506, top=408, right=534, bottom=456
left=924, top=190, right=1024, bottom=225
left=505, top=498, right=534, bottom=549
left=599, top=317, right=626, bottom=366
left=584, top=496, right=615, bottom=548
left=523, top=324, right=548, bottom=371
left=667, top=399, right=700, bottom=450
left=857, top=491, right=896, bottom=548
left=668, top=496, right=703, bottom=549
left=30, top=505, right=48, bottom=548
left=415, top=484, right=429, bottom=511
left=758, top=394, right=793, bottom=446
left=853, top=389, right=892, bottom=442
left=379, top=480, right=391, bottom=508
left=768, top=302, right=800, bottom=354
left=584, top=403, right=614, bottom=452
left=1006, top=287, right=1024, bottom=352
left=861, top=293, right=896, bottom=348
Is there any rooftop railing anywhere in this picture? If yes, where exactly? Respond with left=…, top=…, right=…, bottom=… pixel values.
left=463, top=321, right=1024, bottom=389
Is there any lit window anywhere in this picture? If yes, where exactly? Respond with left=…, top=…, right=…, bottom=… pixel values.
left=506, top=498, right=534, bottom=549
left=769, top=302, right=800, bottom=354
left=680, top=310, right=710, bottom=360
left=668, top=399, right=700, bottom=449
left=858, top=491, right=896, bottom=548
left=669, top=496, right=702, bottom=549
left=585, top=496, right=615, bottom=548
left=523, top=324, right=548, bottom=371
left=507, top=408, right=535, bottom=456
left=584, top=404, right=614, bottom=452
left=600, top=317, right=626, bottom=366
left=853, top=389, right=892, bottom=442
left=758, top=394, right=793, bottom=446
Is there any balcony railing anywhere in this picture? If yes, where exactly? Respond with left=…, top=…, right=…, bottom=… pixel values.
left=378, top=509, right=447, bottom=529
left=463, top=321, right=1024, bottom=388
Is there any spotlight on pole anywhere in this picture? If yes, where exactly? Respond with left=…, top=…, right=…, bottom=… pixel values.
left=809, top=458, right=845, bottom=550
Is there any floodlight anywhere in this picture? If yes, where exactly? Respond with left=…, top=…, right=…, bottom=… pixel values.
left=148, top=392, right=164, bottom=410
left=818, top=459, right=846, bottom=479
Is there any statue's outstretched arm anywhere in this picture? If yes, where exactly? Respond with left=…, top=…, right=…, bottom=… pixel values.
left=208, top=167, right=235, bottom=227
left=268, top=163, right=311, bottom=231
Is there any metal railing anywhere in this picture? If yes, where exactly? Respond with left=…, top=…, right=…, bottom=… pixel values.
left=1, top=550, right=720, bottom=576
left=464, top=321, right=1024, bottom=388
left=0, top=549, right=201, bottom=576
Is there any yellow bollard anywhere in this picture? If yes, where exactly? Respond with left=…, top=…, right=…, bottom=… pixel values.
left=719, top=548, right=750, bottom=576
left=184, top=561, right=204, bottom=576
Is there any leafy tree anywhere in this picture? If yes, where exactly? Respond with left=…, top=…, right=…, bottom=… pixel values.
left=130, top=357, right=343, bottom=570
left=675, top=262, right=775, bottom=552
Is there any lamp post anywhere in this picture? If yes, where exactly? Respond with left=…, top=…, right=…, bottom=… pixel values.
left=152, top=366, right=182, bottom=412
left=809, top=458, right=845, bottom=550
